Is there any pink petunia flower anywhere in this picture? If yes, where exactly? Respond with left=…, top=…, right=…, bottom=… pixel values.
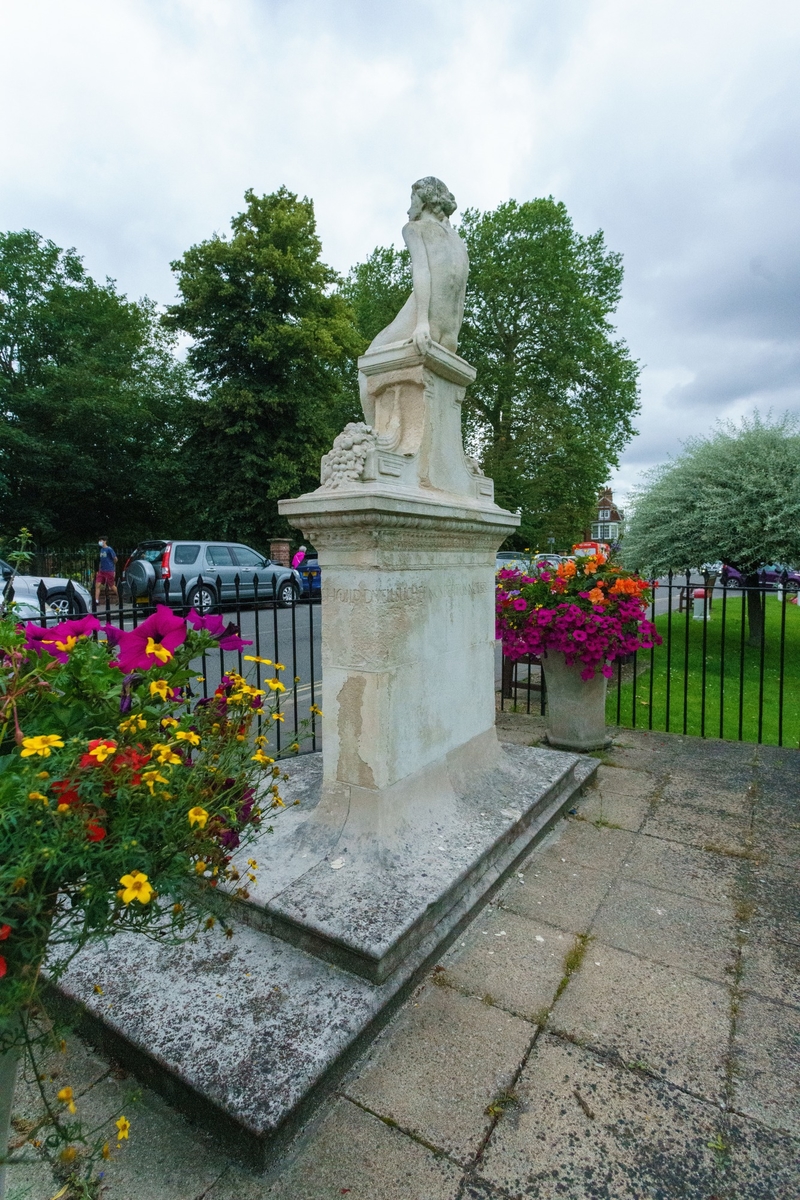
left=110, top=606, right=187, bottom=673
left=23, top=615, right=101, bottom=664
left=186, top=609, right=252, bottom=652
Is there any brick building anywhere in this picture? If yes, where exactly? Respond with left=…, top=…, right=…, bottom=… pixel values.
left=591, top=487, right=623, bottom=542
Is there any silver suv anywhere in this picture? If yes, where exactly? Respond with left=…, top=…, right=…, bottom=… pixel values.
left=124, top=541, right=302, bottom=610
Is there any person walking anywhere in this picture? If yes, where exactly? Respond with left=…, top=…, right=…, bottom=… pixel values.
left=95, top=537, right=119, bottom=606
left=291, top=544, right=307, bottom=570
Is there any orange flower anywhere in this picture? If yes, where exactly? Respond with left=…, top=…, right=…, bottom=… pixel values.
left=557, top=560, right=577, bottom=579
left=609, top=577, right=644, bottom=596
left=587, top=587, right=606, bottom=604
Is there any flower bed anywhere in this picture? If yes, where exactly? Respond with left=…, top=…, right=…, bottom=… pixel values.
left=0, top=604, right=301, bottom=1192
left=496, top=552, right=661, bottom=679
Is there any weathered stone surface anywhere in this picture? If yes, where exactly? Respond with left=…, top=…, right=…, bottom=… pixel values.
left=575, top=770, right=653, bottom=831
left=235, top=747, right=593, bottom=981
left=658, top=779, right=751, bottom=814
left=476, top=1033, right=722, bottom=1198
left=534, top=818, right=636, bottom=874
left=344, top=984, right=533, bottom=1165
left=733, top=993, right=800, bottom=1136
left=252, top=1097, right=462, bottom=1200
left=751, top=816, right=800, bottom=870
left=439, top=909, right=570, bottom=1020
left=619, top=835, right=741, bottom=906
left=550, top=944, right=730, bottom=1101
left=725, top=1115, right=800, bottom=1200
left=497, top=859, right=614, bottom=934
left=590, top=879, right=736, bottom=980
left=641, top=799, right=750, bottom=853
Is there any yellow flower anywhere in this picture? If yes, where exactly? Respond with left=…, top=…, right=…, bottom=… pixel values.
left=188, top=806, right=209, bottom=829
left=271, top=795, right=285, bottom=808
left=28, top=791, right=48, bottom=803
left=160, top=716, right=179, bottom=729
left=145, top=637, right=172, bottom=664
left=194, top=860, right=207, bottom=875
left=267, top=678, right=286, bottom=693
left=289, top=742, right=300, bottom=752
left=142, top=769, right=169, bottom=794
left=21, top=734, right=64, bottom=758
left=119, top=714, right=147, bottom=733
left=116, top=1115, right=130, bottom=1141
left=272, top=712, right=284, bottom=723
left=151, top=742, right=182, bottom=765
left=247, top=858, right=258, bottom=869
left=57, top=1086, right=77, bottom=1114
left=54, top=635, right=79, bottom=653
left=119, top=871, right=154, bottom=905
left=243, top=654, right=272, bottom=665
left=274, top=662, right=285, bottom=671
left=102, top=1141, right=111, bottom=1159
left=149, top=680, right=173, bottom=702
left=309, top=705, right=323, bottom=716
left=88, top=740, right=117, bottom=763
left=251, top=749, right=274, bottom=766
left=254, top=734, right=269, bottom=747
left=195, top=675, right=205, bottom=682
left=59, top=1146, right=77, bottom=1163
left=57, top=803, right=71, bottom=813
left=36, top=770, right=49, bottom=778
left=175, top=730, right=201, bottom=746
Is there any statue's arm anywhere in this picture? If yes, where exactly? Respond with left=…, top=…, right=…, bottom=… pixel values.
left=402, top=222, right=432, bottom=355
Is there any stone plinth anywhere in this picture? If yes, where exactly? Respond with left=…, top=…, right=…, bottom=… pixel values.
left=280, top=339, right=517, bottom=803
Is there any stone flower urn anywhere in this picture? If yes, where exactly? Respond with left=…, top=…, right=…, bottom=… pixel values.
left=542, top=651, right=612, bottom=752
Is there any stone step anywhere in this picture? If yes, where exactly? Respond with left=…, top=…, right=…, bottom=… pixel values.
left=53, top=746, right=597, bottom=1171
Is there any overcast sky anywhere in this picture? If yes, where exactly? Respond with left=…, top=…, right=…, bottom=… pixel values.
left=2, top=0, right=799, bottom=504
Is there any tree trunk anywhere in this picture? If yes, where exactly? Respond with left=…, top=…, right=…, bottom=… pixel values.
left=746, top=574, right=764, bottom=647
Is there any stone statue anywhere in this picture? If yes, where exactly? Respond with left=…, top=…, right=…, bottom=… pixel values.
left=366, top=176, right=469, bottom=356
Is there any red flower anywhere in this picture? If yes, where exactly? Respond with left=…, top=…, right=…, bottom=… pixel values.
left=0, top=924, right=10, bottom=940
left=86, top=821, right=107, bottom=842
left=52, top=779, right=81, bottom=807
left=79, top=739, right=118, bottom=768
left=110, top=745, right=151, bottom=785
left=0, top=956, right=6, bottom=979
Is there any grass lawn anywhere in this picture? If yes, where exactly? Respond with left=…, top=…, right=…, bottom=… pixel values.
left=607, top=594, right=800, bottom=748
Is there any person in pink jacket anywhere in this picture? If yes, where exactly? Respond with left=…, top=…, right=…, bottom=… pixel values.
left=291, top=545, right=307, bottom=570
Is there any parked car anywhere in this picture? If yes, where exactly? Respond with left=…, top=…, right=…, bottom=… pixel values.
left=721, top=563, right=800, bottom=591
left=295, top=556, right=321, bottom=599
left=124, top=541, right=303, bottom=610
left=496, top=550, right=527, bottom=572
left=0, top=558, right=92, bottom=617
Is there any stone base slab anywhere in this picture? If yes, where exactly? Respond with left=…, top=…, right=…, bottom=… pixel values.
left=52, top=745, right=597, bottom=1170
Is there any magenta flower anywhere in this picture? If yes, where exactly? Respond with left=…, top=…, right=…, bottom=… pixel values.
left=23, top=615, right=101, bottom=663
left=110, top=606, right=187, bottom=673
left=513, top=597, right=527, bottom=612
left=187, top=609, right=252, bottom=652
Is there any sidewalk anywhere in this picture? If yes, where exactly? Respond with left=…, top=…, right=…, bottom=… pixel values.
left=9, top=719, right=799, bottom=1199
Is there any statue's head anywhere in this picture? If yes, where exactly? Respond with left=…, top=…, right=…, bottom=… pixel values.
left=409, top=177, right=457, bottom=220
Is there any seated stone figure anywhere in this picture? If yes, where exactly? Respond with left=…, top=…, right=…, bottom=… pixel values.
left=366, top=176, right=469, bottom=357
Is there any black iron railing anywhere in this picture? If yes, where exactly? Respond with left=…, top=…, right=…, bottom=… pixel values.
left=500, top=571, right=800, bottom=748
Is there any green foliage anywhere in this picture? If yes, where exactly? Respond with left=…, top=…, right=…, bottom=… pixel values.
left=340, top=245, right=411, bottom=345
left=0, top=230, right=194, bottom=544
left=165, top=188, right=364, bottom=543
left=457, top=199, right=639, bottom=550
left=623, top=414, right=800, bottom=575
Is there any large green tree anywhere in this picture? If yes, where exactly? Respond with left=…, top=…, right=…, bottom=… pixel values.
left=0, top=230, right=193, bottom=545
left=342, top=198, right=639, bottom=550
left=623, top=414, right=800, bottom=645
left=165, top=188, right=364, bottom=544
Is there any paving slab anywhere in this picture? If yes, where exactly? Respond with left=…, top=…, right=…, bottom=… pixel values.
left=476, top=1032, right=723, bottom=1199
left=619, top=834, right=741, bottom=906
left=751, top=815, right=800, bottom=870
left=571, top=786, right=652, bottom=833
left=497, top=859, right=614, bottom=934
left=740, top=920, right=800, bottom=1008
left=549, top=944, right=730, bottom=1102
left=590, top=878, right=736, bottom=981
left=658, top=779, right=752, bottom=815
left=725, top=1114, right=800, bottom=1200
left=206, top=1098, right=463, bottom=1200
left=593, top=764, right=658, bottom=797
left=439, top=909, right=571, bottom=1020
left=640, top=799, right=750, bottom=854
left=535, top=819, right=636, bottom=874
left=344, top=983, right=533, bottom=1165
left=733, top=992, right=800, bottom=1136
